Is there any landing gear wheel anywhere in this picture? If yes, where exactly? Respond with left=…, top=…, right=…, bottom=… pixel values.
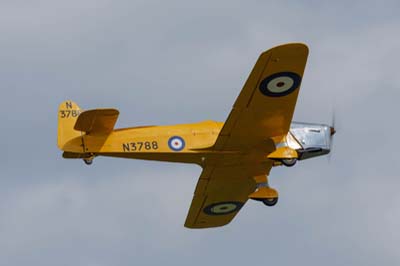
left=83, top=158, right=93, bottom=165
left=262, top=197, right=278, bottom=206
left=281, top=158, right=297, bottom=167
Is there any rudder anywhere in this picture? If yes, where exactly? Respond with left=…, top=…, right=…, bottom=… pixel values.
left=57, top=101, right=82, bottom=150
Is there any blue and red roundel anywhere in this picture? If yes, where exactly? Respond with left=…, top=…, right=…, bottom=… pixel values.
left=168, top=136, right=185, bottom=151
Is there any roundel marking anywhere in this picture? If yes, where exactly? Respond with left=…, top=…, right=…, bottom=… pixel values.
left=168, top=136, right=185, bottom=151
left=203, top=201, right=244, bottom=216
left=259, top=72, right=302, bottom=97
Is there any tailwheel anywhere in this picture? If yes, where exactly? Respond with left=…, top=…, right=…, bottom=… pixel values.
left=281, top=158, right=297, bottom=167
left=262, top=197, right=278, bottom=207
left=83, top=158, right=93, bottom=165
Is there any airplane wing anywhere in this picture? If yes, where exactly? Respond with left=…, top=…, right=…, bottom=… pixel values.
left=214, top=43, right=309, bottom=151
left=185, top=43, right=308, bottom=228
left=185, top=162, right=273, bottom=229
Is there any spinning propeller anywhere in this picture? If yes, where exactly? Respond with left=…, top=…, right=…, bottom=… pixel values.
left=328, top=110, right=337, bottom=162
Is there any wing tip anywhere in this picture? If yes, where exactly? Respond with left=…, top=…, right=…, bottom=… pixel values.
left=184, top=221, right=230, bottom=229
left=262, top=42, right=309, bottom=56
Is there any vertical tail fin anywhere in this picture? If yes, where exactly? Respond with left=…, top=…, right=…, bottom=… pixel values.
left=57, top=101, right=82, bottom=150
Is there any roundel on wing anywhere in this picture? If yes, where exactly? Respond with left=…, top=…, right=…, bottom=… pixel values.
left=203, top=201, right=244, bottom=216
left=168, top=136, right=185, bottom=151
left=259, top=72, right=302, bottom=97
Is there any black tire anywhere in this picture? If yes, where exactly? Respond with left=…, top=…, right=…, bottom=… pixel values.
left=83, top=159, right=93, bottom=165
left=262, top=197, right=278, bottom=207
left=281, top=158, right=297, bottom=167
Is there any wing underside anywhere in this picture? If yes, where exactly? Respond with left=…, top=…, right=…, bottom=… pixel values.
left=185, top=43, right=309, bottom=228
left=185, top=157, right=274, bottom=228
left=215, top=43, right=309, bottom=151
left=185, top=165, right=262, bottom=229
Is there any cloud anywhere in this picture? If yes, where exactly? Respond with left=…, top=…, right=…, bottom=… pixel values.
left=1, top=0, right=400, bottom=265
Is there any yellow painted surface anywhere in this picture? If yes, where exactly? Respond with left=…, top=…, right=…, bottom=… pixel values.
left=249, top=187, right=279, bottom=200
left=214, top=43, right=308, bottom=151
left=267, top=146, right=298, bottom=159
left=184, top=43, right=308, bottom=228
left=74, top=108, right=119, bottom=134
left=83, top=120, right=223, bottom=159
left=57, top=101, right=82, bottom=150
left=57, top=43, right=309, bottom=229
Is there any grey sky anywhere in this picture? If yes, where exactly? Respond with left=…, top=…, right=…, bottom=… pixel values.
left=1, top=1, right=400, bottom=265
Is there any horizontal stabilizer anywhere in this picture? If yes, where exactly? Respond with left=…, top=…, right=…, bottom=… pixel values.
left=74, top=108, right=119, bottom=134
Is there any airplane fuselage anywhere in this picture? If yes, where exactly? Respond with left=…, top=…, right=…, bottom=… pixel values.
left=62, top=120, right=332, bottom=166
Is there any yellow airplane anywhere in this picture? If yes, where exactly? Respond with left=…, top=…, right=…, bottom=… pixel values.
left=57, top=43, right=335, bottom=229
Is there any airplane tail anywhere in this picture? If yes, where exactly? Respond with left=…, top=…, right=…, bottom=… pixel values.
left=57, top=101, right=120, bottom=158
left=57, top=100, right=83, bottom=150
